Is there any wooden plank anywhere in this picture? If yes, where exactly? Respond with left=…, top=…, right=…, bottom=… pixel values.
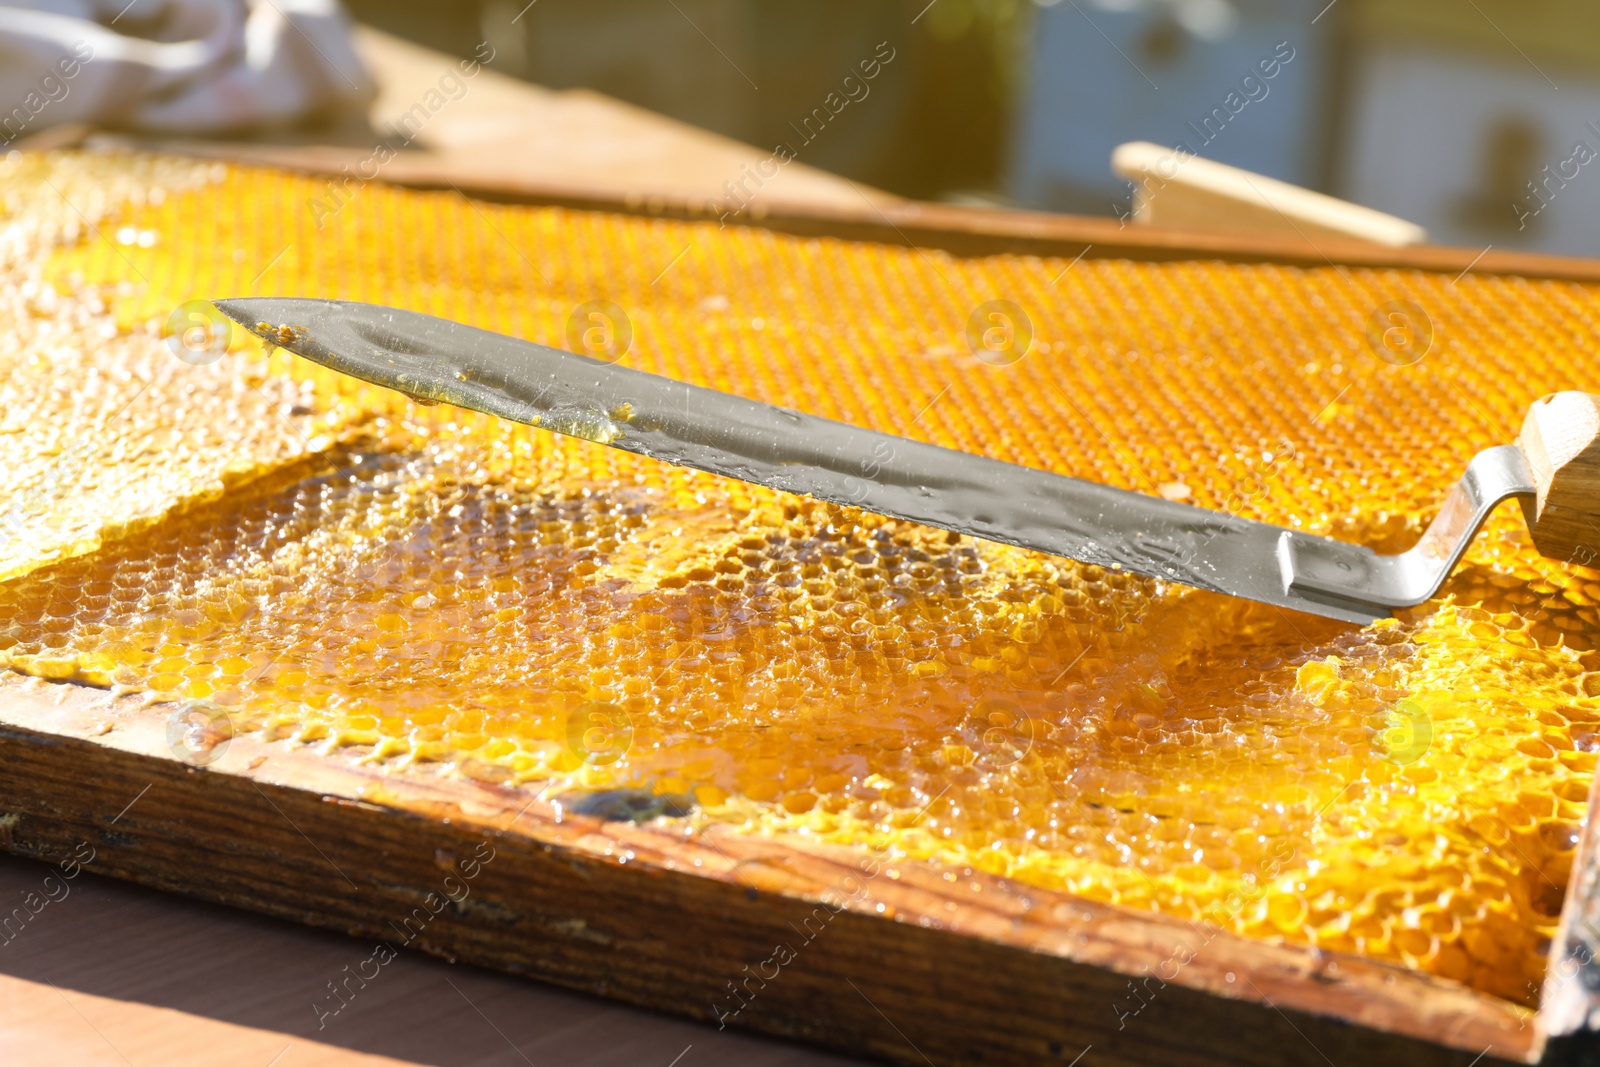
left=343, top=24, right=906, bottom=217
left=0, top=672, right=1539, bottom=1066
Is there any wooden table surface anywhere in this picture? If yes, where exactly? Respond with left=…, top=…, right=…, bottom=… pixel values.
left=0, top=852, right=868, bottom=1067
left=1, top=25, right=891, bottom=1067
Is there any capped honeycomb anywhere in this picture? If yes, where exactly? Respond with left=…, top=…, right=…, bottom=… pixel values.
left=3, top=150, right=1600, bottom=1007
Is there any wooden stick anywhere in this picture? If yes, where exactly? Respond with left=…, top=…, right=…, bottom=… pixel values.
left=1111, top=141, right=1428, bottom=247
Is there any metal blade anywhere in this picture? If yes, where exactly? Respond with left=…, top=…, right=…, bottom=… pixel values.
left=212, top=298, right=1528, bottom=625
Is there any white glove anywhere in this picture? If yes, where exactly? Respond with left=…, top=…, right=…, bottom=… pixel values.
left=0, top=0, right=374, bottom=143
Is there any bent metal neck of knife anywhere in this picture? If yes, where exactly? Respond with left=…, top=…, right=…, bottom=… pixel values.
left=1278, top=445, right=1535, bottom=623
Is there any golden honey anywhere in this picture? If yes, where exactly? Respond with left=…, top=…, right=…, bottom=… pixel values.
left=2, top=150, right=1599, bottom=1006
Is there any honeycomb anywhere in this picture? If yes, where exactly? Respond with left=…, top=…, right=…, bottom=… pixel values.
left=3, top=150, right=1600, bottom=1007
left=0, top=152, right=361, bottom=584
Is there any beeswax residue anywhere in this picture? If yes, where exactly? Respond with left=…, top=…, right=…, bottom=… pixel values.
left=2, top=150, right=1599, bottom=1006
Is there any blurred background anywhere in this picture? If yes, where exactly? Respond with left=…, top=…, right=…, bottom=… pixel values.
left=3, top=0, right=1596, bottom=252
left=335, top=0, right=1600, bottom=256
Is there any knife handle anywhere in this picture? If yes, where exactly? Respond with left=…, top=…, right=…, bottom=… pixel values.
left=1519, top=391, right=1600, bottom=566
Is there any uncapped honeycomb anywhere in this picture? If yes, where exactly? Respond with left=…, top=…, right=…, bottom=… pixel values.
left=3, top=150, right=1600, bottom=1007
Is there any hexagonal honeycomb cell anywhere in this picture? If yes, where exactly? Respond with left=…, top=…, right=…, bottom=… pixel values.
left=2, top=150, right=1599, bottom=1007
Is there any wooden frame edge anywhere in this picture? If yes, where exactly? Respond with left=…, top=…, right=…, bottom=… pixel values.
left=40, top=130, right=1600, bottom=285
left=0, top=675, right=1539, bottom=1066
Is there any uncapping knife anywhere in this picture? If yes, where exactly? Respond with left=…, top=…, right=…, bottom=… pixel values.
left=214, top=298, right=1600, bottom=626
